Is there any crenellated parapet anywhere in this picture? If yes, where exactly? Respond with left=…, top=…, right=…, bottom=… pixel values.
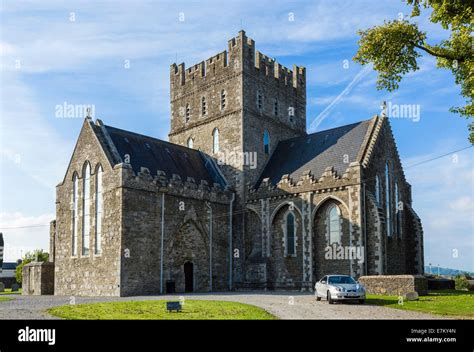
left=253, top=51, right=305, bottom=92
left=119, top=163, right=231, bottom=204
left=248, top=162, right=362, bottom=201
left=169, top=30, right=305, bottom=106
left=170, top=31, right=249, bottom=101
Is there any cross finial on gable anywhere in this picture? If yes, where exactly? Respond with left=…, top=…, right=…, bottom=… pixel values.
left=380, top=101, right=387, bottom=117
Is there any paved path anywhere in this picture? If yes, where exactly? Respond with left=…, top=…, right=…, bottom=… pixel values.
left=0, top=292, right=447, bottom=320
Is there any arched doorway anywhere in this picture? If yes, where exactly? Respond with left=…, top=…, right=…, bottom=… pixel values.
left=184, top=262, right=194, bottom=292
left=312, top=197, right=351, bottom=281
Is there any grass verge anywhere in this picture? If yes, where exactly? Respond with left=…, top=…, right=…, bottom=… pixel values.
left=48, top=300, right=277, bottom=320
left=367, top=290, right=474, bottom=318
left=0, top=288, right=21, bottom=295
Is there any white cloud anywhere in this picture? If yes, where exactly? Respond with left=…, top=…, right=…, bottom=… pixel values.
left=403, top=145, right=474, bottom=271
left=449, top=196, right=474, bottom=211
left=0, top=212, right=53, bottom=262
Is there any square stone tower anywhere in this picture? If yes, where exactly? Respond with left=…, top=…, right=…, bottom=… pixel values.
left=169, top=30, right=306, bottom=198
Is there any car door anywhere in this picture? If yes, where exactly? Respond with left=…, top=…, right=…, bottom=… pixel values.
left=317, top=276, right=327, bottom=297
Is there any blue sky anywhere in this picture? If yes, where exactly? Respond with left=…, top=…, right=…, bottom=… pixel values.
left=0, top=0, right=472, bottom=271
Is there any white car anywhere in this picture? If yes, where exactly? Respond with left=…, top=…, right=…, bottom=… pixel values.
left=315, top=275, right=366, bottom=304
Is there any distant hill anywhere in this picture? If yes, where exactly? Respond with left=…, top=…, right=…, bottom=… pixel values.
left=424, top=266, right=473, bottom=277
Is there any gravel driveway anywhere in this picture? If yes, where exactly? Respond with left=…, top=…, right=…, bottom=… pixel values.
left=0, top=292, right=447, bottom=320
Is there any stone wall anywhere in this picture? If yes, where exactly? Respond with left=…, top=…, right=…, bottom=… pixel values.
left=267, top=202, right=303, bottom=289
left=168, top=31, right=308, bottom=292
left=22, top=262, right=54, bottom=295
left=119, top=165, right=232, bottom=296
left=361, top=116, right=421, bottom=274
left=358, top=275, right=428, bottom=296
left=54, top=120, right=122, bottom=296
left=169, top=32, right=245, bottom=190
left=312, top=196, right=352, bottom=281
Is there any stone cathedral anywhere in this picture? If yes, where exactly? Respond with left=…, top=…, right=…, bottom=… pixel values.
left=50, top=31, right=424, bottom=296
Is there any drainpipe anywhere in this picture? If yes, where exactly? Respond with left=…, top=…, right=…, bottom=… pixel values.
left=206, top=202, right=213, bottom=291
left=160, top=192, right=165, bottom=294
left=228, top=193, right=235, bottom=290
left=362, top=182, right=368, bottom=275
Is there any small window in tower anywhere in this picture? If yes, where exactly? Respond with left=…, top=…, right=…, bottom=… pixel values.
left=257, top=90, right=263, bottom=111
left=185, top=104, right=190, bottom=123
left=201, top=97, right=207, bottom=116
left=273, top=99, right=278, bottom=116
left=288, top=106, right=295, bottom=123
left=263, top=130, right=270, bottom=154
left=187, top=137, right=194, bottom=149
left=221, top=90, right=226, bottom=110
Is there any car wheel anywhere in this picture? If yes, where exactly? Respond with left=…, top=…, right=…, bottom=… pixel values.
left=327, top=291, right=334, bottom=304
left=359, top=299, right=365, bottom=304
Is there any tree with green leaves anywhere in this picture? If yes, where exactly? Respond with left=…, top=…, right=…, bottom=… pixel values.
left=353, top=0, right=473, bottom=142
left=15, top=249, right=49, bottom=284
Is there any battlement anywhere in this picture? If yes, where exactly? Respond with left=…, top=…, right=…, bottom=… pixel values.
left=170, top=30, right=305, bottom=97
left=254, top=51, right=305, bottom=89
left=171, top=50, right=230, bottom=86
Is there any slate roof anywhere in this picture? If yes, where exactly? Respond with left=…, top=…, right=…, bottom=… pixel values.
left=102, top=125, right=227, bottom=187
left=255, top=120, right=372, bottom=188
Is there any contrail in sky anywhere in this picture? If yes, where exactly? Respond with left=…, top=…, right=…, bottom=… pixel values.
left=308, top=65, right=372, bottom=133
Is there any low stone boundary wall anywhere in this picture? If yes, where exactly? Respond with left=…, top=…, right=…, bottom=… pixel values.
left=22, top=262, right=54, bottom=295
left=358, top=275, right=428, bottom=296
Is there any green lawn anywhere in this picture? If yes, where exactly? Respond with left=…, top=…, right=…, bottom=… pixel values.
left=0, top=296, right=12, bottom=302
left=367, top=290, right=474, bottom=318
left=48, top=300, right=277, bottom=320
left=0, top=288, right=21, bottom=295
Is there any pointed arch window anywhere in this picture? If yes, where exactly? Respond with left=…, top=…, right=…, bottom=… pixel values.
left=82, top=162, right=91, bottom=255
left=327, top=205, right=341, bottom=245
left=187, top=137, right=194, bottom=149
left=72, top=173, right=79, bottom=256
left=385, top=162, right=392, bottom=237
left=263, top=130, right=270, bottom=154
left=285, top=212, right=296, bottom=256
left=95, top=165, right=103, bottom=255
left=212, top=128, right=219, bottom=154
left=375, top=174, right=381, bottom=205
left=395, top=182, right=402, bottom=238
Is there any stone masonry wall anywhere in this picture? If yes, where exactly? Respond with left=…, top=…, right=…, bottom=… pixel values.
left=22, top=262, right=55, bottom=295
left=54, top=120, right=122, bottom=296
left=362, top=117, right=415, bottom=274
left=358, top=275, right=428, bottom=296
left=119, top=166, right=231, bottom=296
left=267, top=202, right=303, bottom=289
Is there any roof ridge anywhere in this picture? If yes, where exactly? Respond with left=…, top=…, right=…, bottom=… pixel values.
left=307, top=119, right=371, bottom=135
left=104, top=125, right=194, bottom=152
left=282, top=119, right=372, bottom=144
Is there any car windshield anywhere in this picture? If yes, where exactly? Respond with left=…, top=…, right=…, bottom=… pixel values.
left=328, top=276, right=356, bottom=284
